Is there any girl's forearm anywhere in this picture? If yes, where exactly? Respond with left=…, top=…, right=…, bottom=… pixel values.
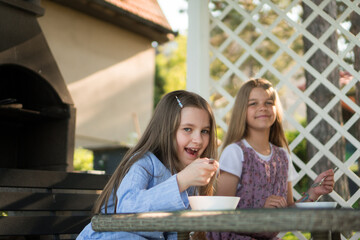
left=296, top=191, right=319, bottom=203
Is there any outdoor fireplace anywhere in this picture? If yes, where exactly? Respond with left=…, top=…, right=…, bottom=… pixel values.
left=0, top=0, right=76, bottom=171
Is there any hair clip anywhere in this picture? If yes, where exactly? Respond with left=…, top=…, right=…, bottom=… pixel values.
left=175, top=96, right=183, bottom=108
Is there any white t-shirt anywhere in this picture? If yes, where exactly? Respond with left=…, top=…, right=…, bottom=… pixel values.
left=219, top=139, right=299, bottom=185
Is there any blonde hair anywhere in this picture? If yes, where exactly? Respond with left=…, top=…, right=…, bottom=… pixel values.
left=222, top=78, right=288, bottom=152
left=93, top=90, right=218, bottom=214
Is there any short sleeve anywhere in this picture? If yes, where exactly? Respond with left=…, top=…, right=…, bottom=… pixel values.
left=219, top=143, right=244, bottom=178
left=284, top=150, right=299, bottom=182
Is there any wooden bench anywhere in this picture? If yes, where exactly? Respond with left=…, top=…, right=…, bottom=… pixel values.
left=0, top=168, right=110, bottom=239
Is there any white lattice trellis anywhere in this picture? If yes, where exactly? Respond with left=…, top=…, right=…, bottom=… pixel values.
left=187, top=0, right=360, bottom=239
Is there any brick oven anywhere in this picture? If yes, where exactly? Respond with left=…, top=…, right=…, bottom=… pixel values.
left=0, top=0, right=76, bottom=171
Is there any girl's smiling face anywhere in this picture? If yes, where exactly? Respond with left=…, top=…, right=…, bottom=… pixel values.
left=176, top=107, right=210, bottom=169
left=246, top=87, right=277, bottom=132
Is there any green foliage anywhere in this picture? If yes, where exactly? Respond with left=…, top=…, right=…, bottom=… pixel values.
left=73, top=148, right=94, bottom=171
left=283, top=232, right=311, bottom=240
left=285, top=119, right=307, bottom=162
left=154, top=63, right=166, bottom=108
left=154, top=35, right=187, bottom=107
left=216, top=126, right=224, bottom=143
left=349, top=164, right=359, bottom=172
left=285, top=133, right=307, bottom=164
left=353, top=200, right=359, bottom=209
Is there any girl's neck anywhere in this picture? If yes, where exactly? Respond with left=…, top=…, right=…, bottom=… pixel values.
left=245, top=132, right=271, bottom=155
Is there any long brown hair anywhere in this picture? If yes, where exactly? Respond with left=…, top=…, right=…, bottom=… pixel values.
left=222, top=78, right=289, bottom=152
left=93, top=90, right=218, bottom=214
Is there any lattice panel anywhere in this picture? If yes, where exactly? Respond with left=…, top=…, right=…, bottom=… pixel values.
left=208, top=0, right=360, bottom=238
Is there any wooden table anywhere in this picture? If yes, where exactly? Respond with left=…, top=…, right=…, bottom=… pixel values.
left=91, top=208, right=360, bottom=240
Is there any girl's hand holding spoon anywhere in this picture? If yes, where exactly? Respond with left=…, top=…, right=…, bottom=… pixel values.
left=308, top=167, right=336, bottom=201
left=177, top=158, right=219, bottom=192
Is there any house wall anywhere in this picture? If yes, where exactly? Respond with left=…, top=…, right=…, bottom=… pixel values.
left=38, top=0, right=154, bottom=148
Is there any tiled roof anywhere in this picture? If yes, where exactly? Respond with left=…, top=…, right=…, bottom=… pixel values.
left=51, top=0, right=175, bottom=43
left=105, top=0, right=172, bottom=31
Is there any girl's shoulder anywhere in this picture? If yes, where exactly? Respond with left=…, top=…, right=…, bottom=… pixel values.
left=133, top=152, right=160, bottom=169
left=221, top=142, right=244, bottom=161
left=223, top=142, right=243, bottom=153
left=134, top=152, right=171, bottom=175
left=219, top=143, right=245, bottom=177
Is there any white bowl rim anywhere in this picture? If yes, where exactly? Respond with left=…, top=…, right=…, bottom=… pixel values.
left=188, top=196, right=240, bottom=211
left=295, top=201, right=337, bottom=208
left=188, top=196, right=240, bottom=199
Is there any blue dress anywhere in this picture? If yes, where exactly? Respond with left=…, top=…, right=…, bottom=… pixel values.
left=77, top=152, right=194, bottom=239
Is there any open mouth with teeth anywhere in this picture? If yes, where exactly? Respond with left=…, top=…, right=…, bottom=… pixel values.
left=185, top=147, right=199, bottom=156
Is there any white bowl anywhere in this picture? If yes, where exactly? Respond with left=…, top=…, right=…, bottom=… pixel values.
left=188, top=196, right=240, bottom=210
left=295, top=202, right=337, bottom=209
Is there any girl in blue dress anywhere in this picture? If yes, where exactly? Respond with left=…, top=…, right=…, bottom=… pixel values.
left=77, top=90, right=219, bottom=240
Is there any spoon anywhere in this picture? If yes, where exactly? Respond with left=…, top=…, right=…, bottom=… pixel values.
left=310, top=167, right=338, bottom=188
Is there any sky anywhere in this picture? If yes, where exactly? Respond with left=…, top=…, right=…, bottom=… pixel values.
left=157, top=0, right=188, bottom=34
